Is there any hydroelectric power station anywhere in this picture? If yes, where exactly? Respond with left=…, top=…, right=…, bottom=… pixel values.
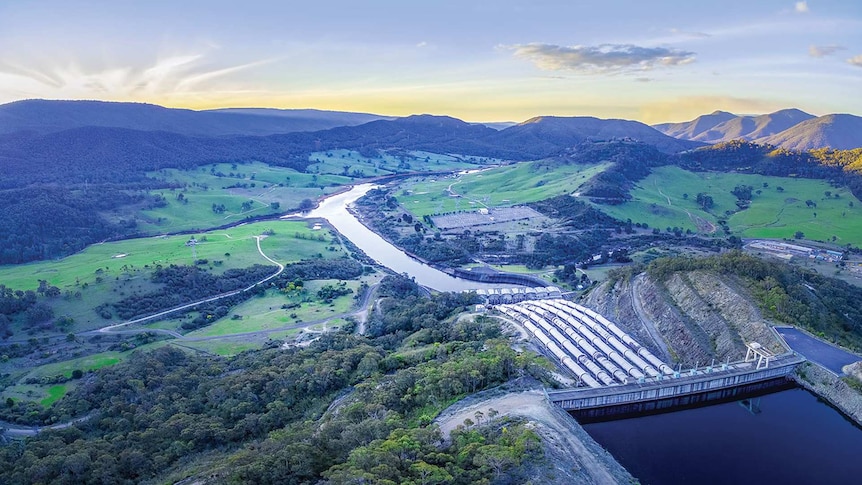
left=493, top=299, right=804, bottom=417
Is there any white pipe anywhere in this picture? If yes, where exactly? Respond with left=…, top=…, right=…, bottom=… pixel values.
left=553, top=301, right=665, bottom=377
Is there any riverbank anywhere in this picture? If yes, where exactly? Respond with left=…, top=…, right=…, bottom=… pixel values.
left=792, top=362, right=862, bottom=426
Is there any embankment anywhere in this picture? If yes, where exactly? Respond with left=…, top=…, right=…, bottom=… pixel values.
left=792, top=362, right=862, bottom=426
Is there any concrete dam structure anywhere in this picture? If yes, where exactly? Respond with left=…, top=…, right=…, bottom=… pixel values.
left=495, top=299, right=805, bottom=414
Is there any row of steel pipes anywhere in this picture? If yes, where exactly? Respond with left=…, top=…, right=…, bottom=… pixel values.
left=497, top=299, right=674, bottom=388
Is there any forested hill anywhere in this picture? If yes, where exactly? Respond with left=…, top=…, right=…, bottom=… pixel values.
left=499, top=116, right=702, bottom=155
left=0, top=99, right=389, bottom=136
left=0, top=126, right=315, bottom=188
left=0, top=278, right=554, bottom=484
left=0, top=113, right=702, bottom=188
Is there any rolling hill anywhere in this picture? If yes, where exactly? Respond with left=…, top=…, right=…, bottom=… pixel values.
left=758, top=114, right=862, bottom=151
left=694, top=108, right=815, bottom=143
left=652, top=110, right=738, bottom=140
left=0, top=99, right=389, bottom=136
left=495, top=116, right=702, bottom=155
left=654, top=109, right=862, bottom=150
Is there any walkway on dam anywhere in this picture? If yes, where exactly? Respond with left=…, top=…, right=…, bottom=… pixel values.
left=548, top=354, right=805, bottom=412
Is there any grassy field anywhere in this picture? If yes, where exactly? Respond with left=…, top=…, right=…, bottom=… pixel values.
left=308, top=149, right=481, bottom=178
left=22, top=351, right=126, bottom=380
left=396, top=161, right=609, bottom=218
left=134, top=161, right=352, bottom=234
left=185, top=279, right=363, bottom=338
left=0, top=220, right=337, bottom=292
left=595, top=166, right=862, bottom=245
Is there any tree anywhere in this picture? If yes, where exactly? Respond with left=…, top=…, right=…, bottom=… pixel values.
left=299, top=199, right=315, bottom=212
left=794, top=231, right=805, bottom=239
left=696, top=193, right=714, bottom=210
left=731, top=185, right=753, bottom=201
left=270, top=202, right=280, bottom=210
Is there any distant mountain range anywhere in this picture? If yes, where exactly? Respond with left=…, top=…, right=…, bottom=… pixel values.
left=0, top=100, right=705, bottom=188
left=0, top=99, right=391, bottom=136
left=653, top=109, right=862, bottom=150
left=502, top=116, right=700, bottom=154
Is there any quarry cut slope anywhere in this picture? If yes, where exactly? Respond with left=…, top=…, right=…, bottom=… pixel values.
left=583, top=270, right=783, bottom=367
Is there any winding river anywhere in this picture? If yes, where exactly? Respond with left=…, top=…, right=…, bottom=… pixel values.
left=283, top=183, right=498, bottom=291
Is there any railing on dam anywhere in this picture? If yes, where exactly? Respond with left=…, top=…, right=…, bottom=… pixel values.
left=548, top=354, right=805, bottom=412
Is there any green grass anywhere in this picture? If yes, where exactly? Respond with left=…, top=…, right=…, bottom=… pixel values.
left=40, top=384, right=68, bottom=407
left=135, top=161, right=351, bottom=233
left=0, top=220, right=338, bottom=292
left=397, top=161, right=609, bottom=218
left=307, top=149, right=480, bottom=178
left=176, top=340, right=266, bottom=357
left=2, top=383, right=71, bottom=408
left=185, top=280, right=361, bottom=338
left=595, top=166, right=862, bottom=245
left=23, top=351, right=125, bottom=380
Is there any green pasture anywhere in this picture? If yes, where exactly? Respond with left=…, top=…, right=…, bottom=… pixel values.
left=397, top=161, right=608, bottom=218
left=2, top=383, right=71, bottom=408
left=307, top=149, right=479, bottom=178
left=136, top=161, right=351, bottom=233
left=21, top=351, right=126, bottom=381
left=184, top=279, right=361, bottom=338
left=595, top=166, right=862, bottom=244
left=0, top=220, right=337, bottom=292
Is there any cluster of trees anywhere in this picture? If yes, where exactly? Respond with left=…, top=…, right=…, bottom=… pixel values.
left=109, top=264, right=277, bottom=320
left=0, top=186, right=148, bottom=264
left=0, top=285, right=40, bottom=338
left=558, top=142, right=667, bottom=203
left=274, top=258, right=365, bottom=284
left=0, top=276, right=547, bottom=484
left=646, top=251, right=862, bottom=351
left=525, top=230, right=612, bottom=269
left=530, top=194, right=619, bottom=228
left=675, top=142, right=862, bottom=200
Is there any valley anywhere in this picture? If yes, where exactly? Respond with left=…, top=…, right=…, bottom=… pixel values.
left=1, top=100, right=861, bottom=485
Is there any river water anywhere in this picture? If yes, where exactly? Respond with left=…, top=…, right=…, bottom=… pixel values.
left=582, top=386, right=862, bottom=485
left=283, top=183, right=498, bottom=291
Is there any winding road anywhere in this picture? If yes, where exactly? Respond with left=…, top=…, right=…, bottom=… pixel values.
left=79, top=235, right=284, bottom=338
left=630, top=274, right=673, bottom=362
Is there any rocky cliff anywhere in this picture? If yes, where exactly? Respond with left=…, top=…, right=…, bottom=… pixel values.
left=582, top=270, right=783, bottom=367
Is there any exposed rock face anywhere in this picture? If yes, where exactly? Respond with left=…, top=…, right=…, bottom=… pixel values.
left=582, top=270, right=783, bottom=367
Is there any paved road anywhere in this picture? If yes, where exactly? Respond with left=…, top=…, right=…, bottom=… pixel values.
left=775, top=327, right=862, bottom=374
left=631, top=274, right=673, bottom=362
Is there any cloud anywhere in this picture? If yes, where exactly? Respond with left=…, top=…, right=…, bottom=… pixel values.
left=795, top=1, right=809, bottom=13
left=809, top=45, right=846, bottom=57
left=848, top=55, right=862, bottom=67
left=510, top=43, right=695, bottom=74
left=669, top=28, right=711, bottom=39
left=416, top=41, right=428, bottom=48
left=0, top=52, right=272, bottom=102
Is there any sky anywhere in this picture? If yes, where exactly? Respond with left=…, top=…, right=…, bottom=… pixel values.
left=0, top=0, right=860, bottom=123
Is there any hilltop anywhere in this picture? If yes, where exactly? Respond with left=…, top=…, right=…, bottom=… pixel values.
left=0, top=99, right=389, bottom=136
left=654, top=108, right=862, bottom=151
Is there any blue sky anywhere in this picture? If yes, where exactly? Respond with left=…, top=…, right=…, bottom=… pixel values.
left=0, top=0, right=859, bottom=122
